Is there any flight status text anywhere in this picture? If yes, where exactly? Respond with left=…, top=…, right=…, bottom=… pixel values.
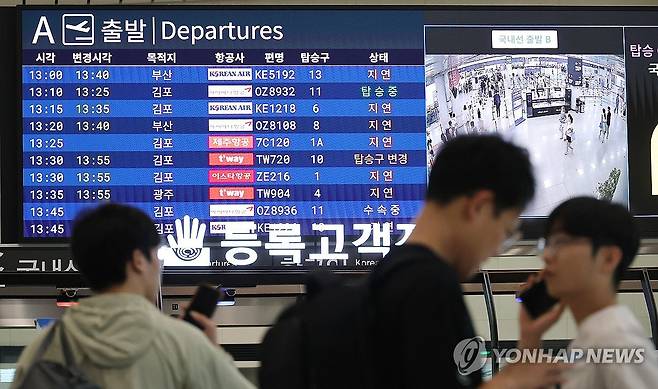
left=22, top=10, right=427, bottom=268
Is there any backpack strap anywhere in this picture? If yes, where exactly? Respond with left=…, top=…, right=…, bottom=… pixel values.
left=58, top=321, right=77, bottom=366
left=30, top=320, right=78, bottom=367
left=21, top=320, right=62, bottom=378
left=358, top=245, right=438, bottom=389
left=369, top=245, right=436, bottom=290
left=31, top=321, right=60, bottom=362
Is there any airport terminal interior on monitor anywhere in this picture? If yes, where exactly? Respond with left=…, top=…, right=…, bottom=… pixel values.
left=425, top=54, right=628, bottom=216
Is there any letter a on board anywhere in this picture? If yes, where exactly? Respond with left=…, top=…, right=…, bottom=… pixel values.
left=32, top=16, right=55, bottom=44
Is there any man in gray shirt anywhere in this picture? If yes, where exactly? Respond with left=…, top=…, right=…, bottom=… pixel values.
left=12, top=204, right=254, bottom=389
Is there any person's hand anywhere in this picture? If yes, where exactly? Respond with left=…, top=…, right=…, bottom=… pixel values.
left=179, top=302, right=218, bottom=345
left=189, top=311, right=218, bottom=345
left=517, top=273, right=564, bottom=350
left=484, top=361, right=570, bottom=389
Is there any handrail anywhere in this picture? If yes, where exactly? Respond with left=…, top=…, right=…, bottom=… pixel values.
left=481, top=271, right=500, bottom=374
left=640, top=268, right=658, bottom=349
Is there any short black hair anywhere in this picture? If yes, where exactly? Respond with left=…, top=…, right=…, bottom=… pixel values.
left=544, top=197, right=639, bottom=286
left=71, top=203, right=160, bottom=291
left=427, top=135, right=535, bottom=213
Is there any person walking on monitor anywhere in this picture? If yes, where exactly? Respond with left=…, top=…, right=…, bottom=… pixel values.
left=599, top=108, right=607, bottom=143
left=558, top=106, right=567, bottom=140
left=493, top=90, right=501, bottom=118
left=606, top=106, right=612, bottom=140
left=477, top=107, right=484, bottom=133
left=565, top=114, right=575, bottom=155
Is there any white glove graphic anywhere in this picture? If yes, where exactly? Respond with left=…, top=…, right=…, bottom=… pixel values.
left=161, top=215, right=210, bottom=266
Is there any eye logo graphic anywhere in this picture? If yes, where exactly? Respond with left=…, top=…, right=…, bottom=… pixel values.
left=161, top=215, right=210, bottom=267
left=453, top=336, right=486, bottom=375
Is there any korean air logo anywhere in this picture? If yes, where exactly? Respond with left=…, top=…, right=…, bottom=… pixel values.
left=62, top=14, right=95, bottom=46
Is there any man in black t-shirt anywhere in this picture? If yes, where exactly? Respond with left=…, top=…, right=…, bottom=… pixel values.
left=371, top=135, right=568, bottom=389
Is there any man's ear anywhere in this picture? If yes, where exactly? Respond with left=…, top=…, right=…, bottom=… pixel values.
left=598, top=245, right=622, bottom=279
left=127, top=249, right=149, bottom=275
left=465, top=190, right=495, bottom=220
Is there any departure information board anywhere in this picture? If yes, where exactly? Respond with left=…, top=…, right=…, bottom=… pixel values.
left=17, top=7, right=658, bottom=271
left=21, top=10, right=425, bottom=268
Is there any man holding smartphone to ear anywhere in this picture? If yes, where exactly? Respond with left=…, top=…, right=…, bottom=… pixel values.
left=11, top=204, right=255, bottom=389
left=522, top=197, right=658, bottom=388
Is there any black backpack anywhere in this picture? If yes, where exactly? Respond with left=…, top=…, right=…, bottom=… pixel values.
left=259, top=247, right=432, bottom=389
left=16, top=321, right=101, bottom=389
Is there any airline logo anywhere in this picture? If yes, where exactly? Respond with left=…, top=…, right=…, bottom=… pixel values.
left=208, top=85, right=253, bottom=98
left=208, top=135, right=253, bottom=149
left=209, top=152, right=254, bottom=166
left=208, top=68, right=253, bottom=81
left=208, top=102, right=253, bottom=115
left=209, top=119, right=253, bottom=132
left=210, top=221, right=256, bottom=234
left=209, top=169, right=255, bottom=184
left=209, top=187, right=255, bottom=200
left=210, top=204, right=255, bottom=217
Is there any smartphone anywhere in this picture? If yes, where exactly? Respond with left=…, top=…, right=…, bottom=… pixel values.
left=183, top=284, right=221, bottom=329
left=518, top=280, right=559, bottom=319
